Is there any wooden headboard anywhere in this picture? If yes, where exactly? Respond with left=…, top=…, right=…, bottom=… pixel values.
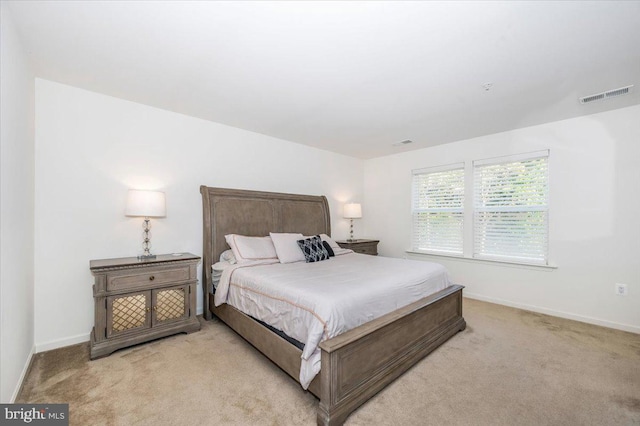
left=200, top=186, right=331, bottom=316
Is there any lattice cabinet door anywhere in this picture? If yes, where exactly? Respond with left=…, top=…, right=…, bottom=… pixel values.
left=106, top=291, right=152, bottom=338
left=152, top=284, right=190, bottom=325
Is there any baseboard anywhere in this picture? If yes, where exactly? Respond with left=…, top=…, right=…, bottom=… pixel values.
left=10, top=345, right=35, bottom=402
left=464, top=292, right=640, bottom=334
left=35, top=332, right=90, bottom=353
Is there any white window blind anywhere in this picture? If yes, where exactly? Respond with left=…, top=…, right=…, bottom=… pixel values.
left=473, top=151, right=549, bottom=265
left=412, top=164, right=464, bottom=255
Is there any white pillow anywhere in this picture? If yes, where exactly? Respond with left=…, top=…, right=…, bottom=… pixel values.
left=219, top=249, right=237, bottom=264
left=270, top=232, right=305, bottom=263
left=224, top=234, right=278, bottom=263
left=212, top=262, right=232, bottom=273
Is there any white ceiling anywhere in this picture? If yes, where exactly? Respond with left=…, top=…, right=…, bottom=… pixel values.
left=6, top=1, right=640, bottom=159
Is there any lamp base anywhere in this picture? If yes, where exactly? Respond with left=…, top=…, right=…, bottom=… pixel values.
left=137, top=254, right=157, bottom=261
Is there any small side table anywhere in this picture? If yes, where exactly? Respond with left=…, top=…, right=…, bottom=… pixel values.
left=336, top=239, right=380, bottom=256
left=89, top=253, right=201, bottom=359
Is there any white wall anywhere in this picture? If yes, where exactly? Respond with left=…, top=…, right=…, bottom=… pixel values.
left=364, top=105, right=640, bottom=333
left=0, top=4, right=36, bottom=402
left=34, top=79, right=364, bottom=350
left=24, top=62, right=640, bottom=360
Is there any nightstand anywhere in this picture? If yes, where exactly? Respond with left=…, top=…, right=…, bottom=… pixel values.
left=89, top=253, right=201, bottom=359
left=336, top=239, right=380, bottom=256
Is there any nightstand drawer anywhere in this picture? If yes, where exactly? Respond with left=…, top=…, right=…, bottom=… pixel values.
left=357, top=245, right=378, bottom=255
left=107, top=266, right=190, bottom=292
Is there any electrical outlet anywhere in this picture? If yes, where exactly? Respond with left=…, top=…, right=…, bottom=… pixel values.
left=615, top=283, right=628, bottom=296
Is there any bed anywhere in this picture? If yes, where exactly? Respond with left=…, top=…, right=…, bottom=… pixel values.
left=200, top=186, right=466, bottom=425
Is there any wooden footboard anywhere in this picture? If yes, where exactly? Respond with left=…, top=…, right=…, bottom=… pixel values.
left=317, top=284, right=465, bottom=426
left=210, top=285, right=464, bottom=426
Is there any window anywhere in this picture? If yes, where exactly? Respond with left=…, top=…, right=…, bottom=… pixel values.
left=411, top=164, right=465, bottom=255
left=473, top=151, right=549, bottom=265
left=410, top=150, right=550, bottom=266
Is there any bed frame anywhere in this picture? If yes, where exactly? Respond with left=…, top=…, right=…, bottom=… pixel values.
left=200, top=186, right=466, bottom=425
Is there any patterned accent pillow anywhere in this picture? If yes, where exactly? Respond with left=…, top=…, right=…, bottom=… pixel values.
left=296, top=235, right=330, bottom=263
left=322, top=241, right=335, bottom=257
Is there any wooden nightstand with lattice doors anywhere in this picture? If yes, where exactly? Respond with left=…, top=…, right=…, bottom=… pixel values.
left=89, top=253, right=201, bottom=359
left=335, top=239, right=380, bottom=256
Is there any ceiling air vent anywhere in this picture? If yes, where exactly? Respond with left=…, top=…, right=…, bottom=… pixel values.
left=580, top=85, right=634, bottom=104
left=392, top=139, right=413, bottom=146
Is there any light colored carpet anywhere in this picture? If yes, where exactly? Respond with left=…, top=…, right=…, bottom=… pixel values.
left=18, top=299, right=640, bottom=425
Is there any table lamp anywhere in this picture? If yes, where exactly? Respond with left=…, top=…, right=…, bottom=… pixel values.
left=343, top=203, right=362, bottom=242
left=125, top=189, right=166, bottom=259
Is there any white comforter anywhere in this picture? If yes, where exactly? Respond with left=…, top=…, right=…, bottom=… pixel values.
left=214, top=253, right=451, bottom=389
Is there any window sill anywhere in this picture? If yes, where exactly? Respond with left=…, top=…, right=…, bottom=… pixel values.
left=405, top=250, right=558, bottom=270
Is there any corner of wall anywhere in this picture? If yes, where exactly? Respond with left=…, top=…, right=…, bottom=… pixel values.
left=9, top=346, right=35, bottom=403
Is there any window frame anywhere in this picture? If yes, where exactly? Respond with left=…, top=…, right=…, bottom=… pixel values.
left=472, top=150, right=550, bottom=265
left=408, top=150, right=551, bottom=268
left=411, top=162, right=465, bottom=256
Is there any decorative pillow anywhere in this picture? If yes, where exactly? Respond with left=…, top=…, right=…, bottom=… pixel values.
left=297, top=235, right=330, bottom=263
left=219, top=249, right=237, bottom=264
left=270, top=232, right=305, bottom=263
left=319, top=234, right=341, bottom=251
left=322, top=241, right=335, bottom=257
left=224, top=234, right=278, bottom=263
left=320, top=233, right=352, bottom=256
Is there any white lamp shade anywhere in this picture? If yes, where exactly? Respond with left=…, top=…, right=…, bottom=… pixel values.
left=125, top=190, right=166, bottom=218
left=343, top=203, right=362, bottom=219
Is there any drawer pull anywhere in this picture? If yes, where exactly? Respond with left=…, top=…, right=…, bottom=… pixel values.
left=153, top=306, right=157, bottom=311
left=145, top=308, right=150, bottom=312
left=149, top=276, right=155, bottom=281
